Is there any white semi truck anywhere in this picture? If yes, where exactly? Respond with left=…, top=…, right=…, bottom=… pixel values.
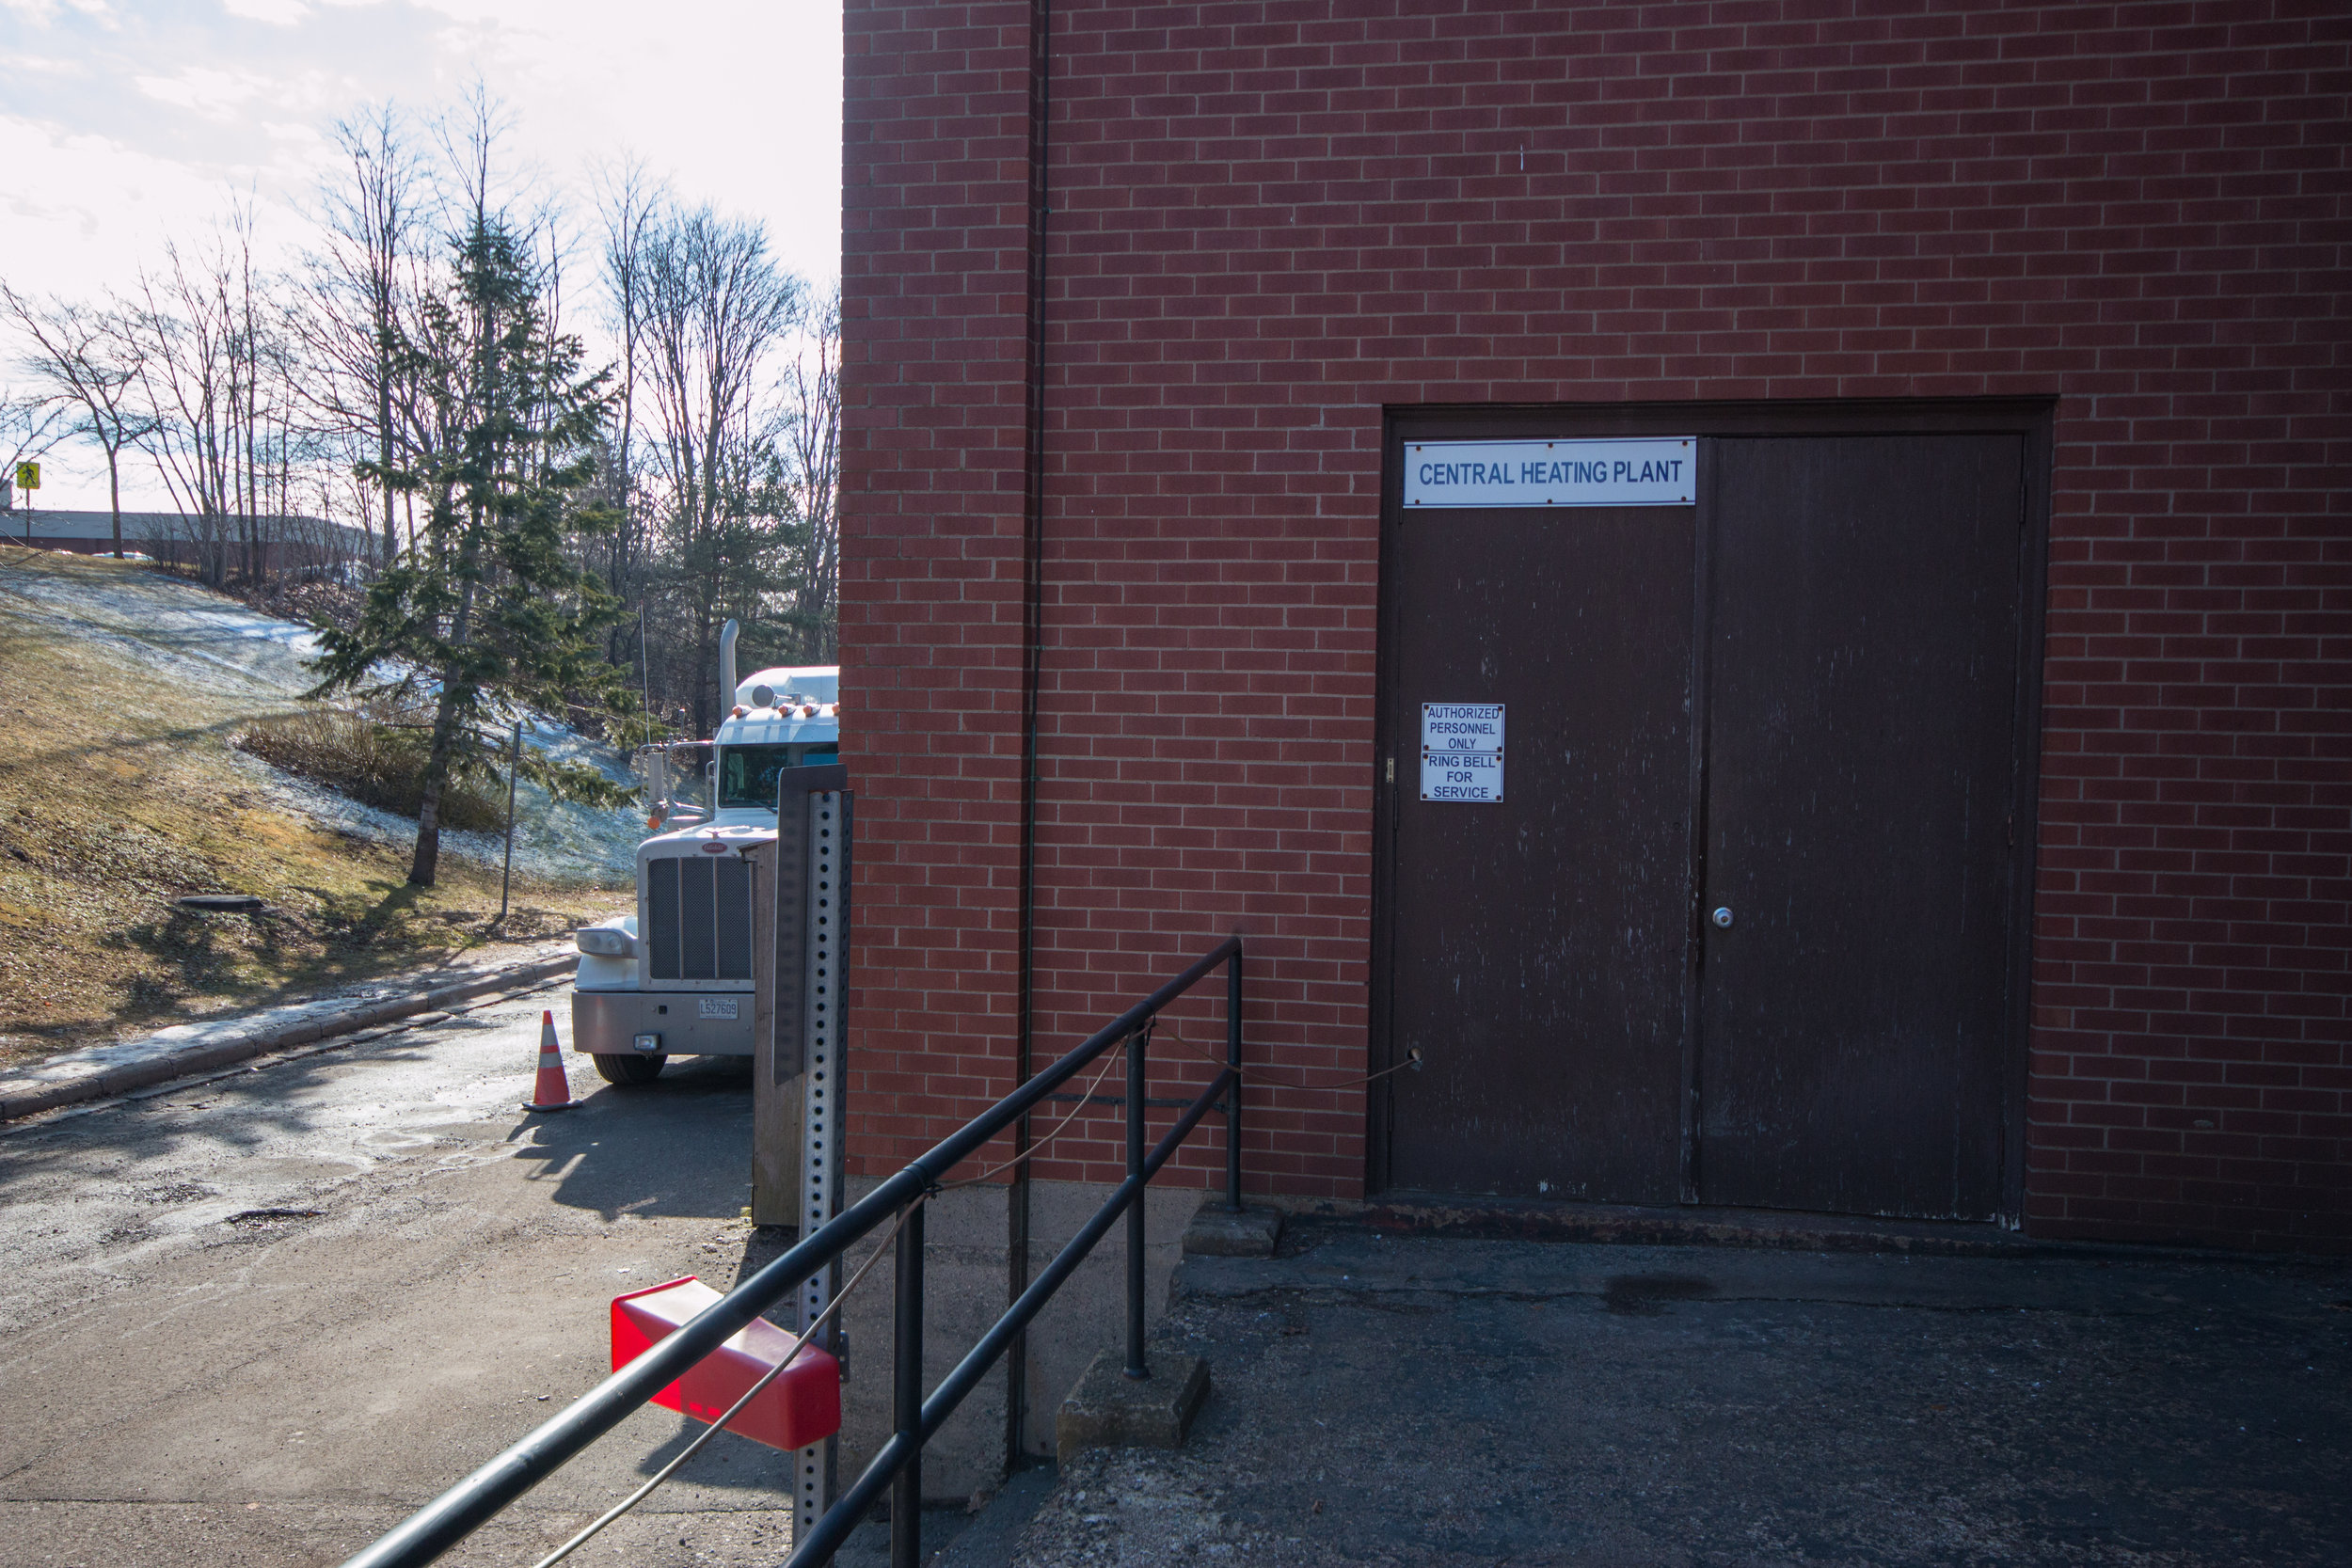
left=570, top=620, right=839, bottom=1084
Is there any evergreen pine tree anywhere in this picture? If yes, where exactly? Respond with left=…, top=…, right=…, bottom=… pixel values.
left=311, top=216, right=625, bottom=887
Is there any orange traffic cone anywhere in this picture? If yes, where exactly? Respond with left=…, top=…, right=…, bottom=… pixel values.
left=524, top=1010, right=575, bottom=1112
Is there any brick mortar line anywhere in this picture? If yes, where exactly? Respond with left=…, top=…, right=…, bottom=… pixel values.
left=0, top=954, right=577, bottom=1124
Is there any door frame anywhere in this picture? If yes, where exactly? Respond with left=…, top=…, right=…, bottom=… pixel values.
left=1369, top=398, right=2055, bottom=1223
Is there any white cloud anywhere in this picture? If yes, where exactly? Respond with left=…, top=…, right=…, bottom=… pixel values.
left=134, top=65, right=268, bottom=116
left=0, top=115, right=212, bottom=272
left=0, top=0, right=842, bottom=510
left=0, top=1, right=839, bottom=293
left=1, top=0, right=116, bottom=24
left=10, top=51, right=91, bottom=77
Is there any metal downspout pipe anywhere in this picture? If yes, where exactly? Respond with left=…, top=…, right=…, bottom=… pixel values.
left=1009, top=0, right=1054, bottom=1472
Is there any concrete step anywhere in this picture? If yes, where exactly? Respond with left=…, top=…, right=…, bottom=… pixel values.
left=1175, top=1223, right=2349, bottom=1318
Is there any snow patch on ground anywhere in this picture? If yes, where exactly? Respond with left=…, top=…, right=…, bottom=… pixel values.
left=219, top=748, right=633, bottom=883
left=6, top=558, right=640, bottom=882
left=4, top=564, right=315, bottom=698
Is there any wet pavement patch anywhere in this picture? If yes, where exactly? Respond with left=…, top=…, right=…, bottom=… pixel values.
left=137, top=1181, right=215, bottom=1204
left=1599, top=1271, right=1717, bottom=1314
left=223, top=1208, right=323, bottom=1227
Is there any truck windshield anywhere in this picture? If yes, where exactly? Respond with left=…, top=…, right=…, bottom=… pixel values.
left=718, top=745, right=798, bottom=810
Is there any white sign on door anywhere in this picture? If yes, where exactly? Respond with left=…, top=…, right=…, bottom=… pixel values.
left=1422, top=703, right=1503, bottom=802
left=1403, top=437, right=1695, bottom=509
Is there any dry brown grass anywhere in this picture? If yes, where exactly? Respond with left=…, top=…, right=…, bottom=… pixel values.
left=234, top=702, right=508, bottom=831
left=0, top=548, right=626, bottom=1073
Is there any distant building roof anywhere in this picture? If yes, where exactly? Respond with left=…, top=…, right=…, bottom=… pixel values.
left=0, top=508, right=370, bottom=546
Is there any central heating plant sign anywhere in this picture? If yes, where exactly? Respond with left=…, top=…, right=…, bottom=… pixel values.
left=1402, top=437, right=1694, bottom=508
left=1422, top=704, right=1503, bottom=802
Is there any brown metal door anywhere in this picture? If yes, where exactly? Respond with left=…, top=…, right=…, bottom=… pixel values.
left=1694, top=435, right=2024, bottom=1218
left=1380, top=503, right=1694, bottom=1202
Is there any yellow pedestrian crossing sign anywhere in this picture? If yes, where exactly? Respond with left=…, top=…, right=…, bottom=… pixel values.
left=11, top=461, right=36, bottom=491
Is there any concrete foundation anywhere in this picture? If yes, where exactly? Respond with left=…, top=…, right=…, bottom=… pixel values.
left=835, top=1178, right=1205, bottom=1501
left=1054, top=1350, right=1210, bottom=1468
left=1181, top=1206, right=1281, bottom=1258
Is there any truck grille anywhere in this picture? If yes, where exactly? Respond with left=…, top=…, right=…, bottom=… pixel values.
left=645, top=855, right=754, bottom=981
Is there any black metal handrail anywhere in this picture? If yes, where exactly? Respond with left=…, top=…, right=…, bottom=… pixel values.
left=342, top=935, right=1246, bottom=1568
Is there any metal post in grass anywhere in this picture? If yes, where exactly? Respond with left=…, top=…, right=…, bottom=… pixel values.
left=500, top=719, right=520, bottom=923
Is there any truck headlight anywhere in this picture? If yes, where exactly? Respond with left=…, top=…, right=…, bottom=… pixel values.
left=576, top=927, right=635, bottom=958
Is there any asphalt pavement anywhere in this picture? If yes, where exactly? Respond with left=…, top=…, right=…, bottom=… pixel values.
left=1006, top=1226, right=2352, bottom=1567
left=7, top=985, right=2349, bottom=1568
left=0, top=985, right=791, bottom=1568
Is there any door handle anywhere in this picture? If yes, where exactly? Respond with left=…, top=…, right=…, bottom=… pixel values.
left=1711, top=907, right=1734, bottom=929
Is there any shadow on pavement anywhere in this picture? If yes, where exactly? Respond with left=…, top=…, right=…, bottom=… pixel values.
left=503, top=1053, right=756, bottom=1223
left=0, top=1012, right=756, bottom=1232
left=626, top=1415, right=792, bottom=1492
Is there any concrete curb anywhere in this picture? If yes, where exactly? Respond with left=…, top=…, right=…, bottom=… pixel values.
left=0, top=947, right=576, bottom=1123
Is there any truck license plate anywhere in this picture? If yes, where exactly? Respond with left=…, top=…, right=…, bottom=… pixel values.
left=697, top=997, right=739, bottom=1021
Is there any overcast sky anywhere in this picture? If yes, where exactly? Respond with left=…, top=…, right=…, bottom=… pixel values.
left=1, top=0, right=841, bottom=507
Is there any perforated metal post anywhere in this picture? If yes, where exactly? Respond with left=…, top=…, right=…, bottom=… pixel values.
left=790, top=788, right=849, bottom=1545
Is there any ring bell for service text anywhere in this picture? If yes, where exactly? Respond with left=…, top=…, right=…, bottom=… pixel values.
left=1422, top=703, right=1503, bottom=802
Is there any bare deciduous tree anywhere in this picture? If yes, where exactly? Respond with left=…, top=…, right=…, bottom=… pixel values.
left=295, top=103, right=433, bottom=568
left=2, top=287, right=155, bottom=558
left=781, top=288, right=841, bottom=657
left=593, top=157, right=660, bottom=613
left=129, top=208, right=291, bottom=585
left=0, top=386, right=67, bottom=537
left=632, top=203, right=803, bottom=731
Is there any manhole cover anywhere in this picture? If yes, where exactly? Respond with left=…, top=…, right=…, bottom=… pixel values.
left=176, top=894, right=266, bottom=914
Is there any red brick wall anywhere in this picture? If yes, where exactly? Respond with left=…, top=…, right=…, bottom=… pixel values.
left=842, top=0, right=2352, bottom=1245
left=840, top=0, right=1037, bottom=1170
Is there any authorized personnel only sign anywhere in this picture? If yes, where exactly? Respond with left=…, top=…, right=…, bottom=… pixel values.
left=1403, top=437, right=1695, bottom=508
left=1422, top=703, right=1503, bottom=802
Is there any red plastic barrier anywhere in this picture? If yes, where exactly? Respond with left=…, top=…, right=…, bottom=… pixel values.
left=609, top=1276, right=842, bottom=1451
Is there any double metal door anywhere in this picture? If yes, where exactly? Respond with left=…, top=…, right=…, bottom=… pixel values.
left=1377, top=425, right=2034, bottom=1219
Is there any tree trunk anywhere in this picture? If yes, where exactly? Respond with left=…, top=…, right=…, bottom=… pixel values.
left=106, top=440, right=122, bottom=559
left=245, top=379, right=262, bottom=584
left=411, top=516, right=483, bottom=886
left=408, top=674, right=465, bottom=888
left=380, top=369, right=396, bottom=567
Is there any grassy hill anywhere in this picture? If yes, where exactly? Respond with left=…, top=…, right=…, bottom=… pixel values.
left=0, top=547, right=628, bottom=1073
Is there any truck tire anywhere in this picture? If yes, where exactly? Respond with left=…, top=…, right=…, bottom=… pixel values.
left=592, top=1052, right=667, bottom=1085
